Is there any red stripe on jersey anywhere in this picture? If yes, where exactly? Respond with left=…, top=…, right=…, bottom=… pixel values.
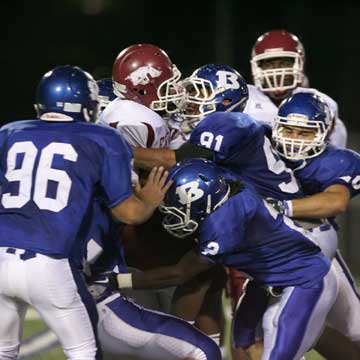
left=141, top=122, right=155, bottom=147
left=109, top=122, right=119, bottom=129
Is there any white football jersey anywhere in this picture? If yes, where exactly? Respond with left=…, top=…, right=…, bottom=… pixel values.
left=162, top=113, right=189, bottom=150
left=99, top=98, right=172, bottom=184
left=244, top=85, right=347, bottom=148
left=99, top=98, right=171, bottom=149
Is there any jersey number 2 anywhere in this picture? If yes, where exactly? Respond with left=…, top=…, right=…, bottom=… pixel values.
left=2, top=141, right=78, bottom=212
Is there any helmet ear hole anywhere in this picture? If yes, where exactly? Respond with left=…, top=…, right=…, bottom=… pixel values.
left=222, top=98, right=232, bottom=106
left=198, top=174, right=210, bottom=183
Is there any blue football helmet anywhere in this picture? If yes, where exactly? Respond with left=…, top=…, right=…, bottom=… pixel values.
left=272, top=92, right=333, bottom=160
left=179, top=64, right=249, bottom=132
left=160, top=159, right=230, bottom=238
left=35, top=65, right=99, bottom=122
left=97, top=78, right=117, bottom=112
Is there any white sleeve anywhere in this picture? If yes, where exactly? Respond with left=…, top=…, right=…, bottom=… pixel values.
left=116, top=123, right=151, bottom=148
left=329, top=118, right=348, bottom=149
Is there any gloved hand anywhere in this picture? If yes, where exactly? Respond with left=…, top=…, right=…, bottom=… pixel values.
left=265, top=198, right=293, bottom=217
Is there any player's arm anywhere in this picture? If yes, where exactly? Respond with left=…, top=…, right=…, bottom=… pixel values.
left=133, top=142, right=215, bottom=170
left=282, top=184, right=350, bottom=219
left=110, top=249, right=214, bottom=290
left=110, top=166, right=173, bottom=225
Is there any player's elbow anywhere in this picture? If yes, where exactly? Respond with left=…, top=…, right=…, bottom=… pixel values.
left=111, top=207, right=145, bottom=225
left=331, top=199, right=348, bottom=215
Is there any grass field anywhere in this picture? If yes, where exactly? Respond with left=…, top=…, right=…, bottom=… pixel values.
left=20, top=278, right=359, bottom=359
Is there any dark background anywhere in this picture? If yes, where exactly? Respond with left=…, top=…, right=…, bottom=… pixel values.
left=1, top=0, right=360, bottom=130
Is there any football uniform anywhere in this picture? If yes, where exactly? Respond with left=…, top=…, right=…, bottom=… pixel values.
left=84, top=199, right=221, bottom=360
left=197, top=187, right=337, bottom=359
left=235, top=146, right=360, bottom=350
left=189, top=111, right=304, bottom=200
left=0, top=119, right=132, bottom=360
left=289, top=146, right=360, bottom=343
left=99, top=97, right=186, bottom=313
left=99, top=98, right=171, bottom=149
left=244, top=85, right=347, bottom=148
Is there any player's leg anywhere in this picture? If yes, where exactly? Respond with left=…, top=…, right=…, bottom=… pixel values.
left=26, top=255, right=100, bottom=360
left=0, top=249, right=28, bottom=359
left=231, top=280, right=268, bottom=360
left=315, top=251, right=360, bottom=358
left=315, top=326, right=360, bottom=360
left=0, top=295, right=27, bottom=359
left=172, top=265, right=227, bottom=354
left=261, top=266, right=338, bottom=360
left=97, top=293, right=221, bottom=360
left=194, top=266, right=227, bottom=357
left=171, top=267, right=215, bottom=322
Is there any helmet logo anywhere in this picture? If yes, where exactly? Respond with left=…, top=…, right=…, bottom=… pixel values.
left=176, top=181, right=204, bottom=205
left=216, top=70, right=240, bottom=90
left=125, top=66, right=162, bottom=86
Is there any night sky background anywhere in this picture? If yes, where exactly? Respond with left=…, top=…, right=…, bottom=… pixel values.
left=2, top=0, right=360, bottom=130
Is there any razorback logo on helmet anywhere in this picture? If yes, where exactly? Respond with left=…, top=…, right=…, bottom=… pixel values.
left=125, top=66, right=162, bottom=86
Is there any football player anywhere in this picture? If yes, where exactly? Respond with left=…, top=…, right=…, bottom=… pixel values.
left=98, top=44, right=226, bottom=352
left=245, top=29, right=347, bottom=148
left=99, top=43, right=183, bottom=149
left=271, top=92, right=360, bottom=359
left=83, top=197, right=222, bottom=360
left=106, top=158, right=338, bottom=360
left=133, top=63, right=304, bottom=202
left=233, top=93, right=360, bottom=360
left=0, top=65, right=170, bottom=359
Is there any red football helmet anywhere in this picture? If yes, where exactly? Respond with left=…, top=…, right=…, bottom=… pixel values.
left=251, top=30, right=305, bottom=98
left=112, top=43, right=183, bottom=112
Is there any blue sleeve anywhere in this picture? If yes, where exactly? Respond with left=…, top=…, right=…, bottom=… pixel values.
left=100, top=132, right=133, bottom=207
left=198, top=195, right=247, bottom=262
left=319, top=150, right=360, bottom=197
left=189, top=113, right=256, bottom=163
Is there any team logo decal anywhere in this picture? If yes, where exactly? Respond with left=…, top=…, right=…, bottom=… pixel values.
left=125, top=66, right=162, bottom=86
left=216, top=70, right=240, bottom=90
left=176, top=181, right=204, bottom=205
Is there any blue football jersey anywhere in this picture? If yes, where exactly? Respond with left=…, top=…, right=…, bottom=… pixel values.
left=189, top=112, right=304, bottom=200
left=198, top=188, right=330, bottom=288
left=84, top=199, right=128, bottom=277
left=289, top=145, right=360, bottom=198
left=0, top=119, right=133, bottom=260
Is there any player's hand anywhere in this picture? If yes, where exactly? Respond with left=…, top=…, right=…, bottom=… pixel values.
left=134, top=166, right=173, bottom=208
left=265, top=198, right=292, bottom=217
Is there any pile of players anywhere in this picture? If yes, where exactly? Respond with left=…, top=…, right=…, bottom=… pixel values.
left=0, top=30, right=359, bottom=360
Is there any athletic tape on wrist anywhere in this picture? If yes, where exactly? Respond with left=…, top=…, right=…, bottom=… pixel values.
left=285, top=200, right=293, bottom=217
left=116, top=273, right=133, bottom=289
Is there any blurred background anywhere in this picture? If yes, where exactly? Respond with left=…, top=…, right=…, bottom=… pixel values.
left=1, top=0, right=359, bottom=273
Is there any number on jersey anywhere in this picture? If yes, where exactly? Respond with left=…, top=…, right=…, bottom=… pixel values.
left=2, top=141, right=78, bottom=212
